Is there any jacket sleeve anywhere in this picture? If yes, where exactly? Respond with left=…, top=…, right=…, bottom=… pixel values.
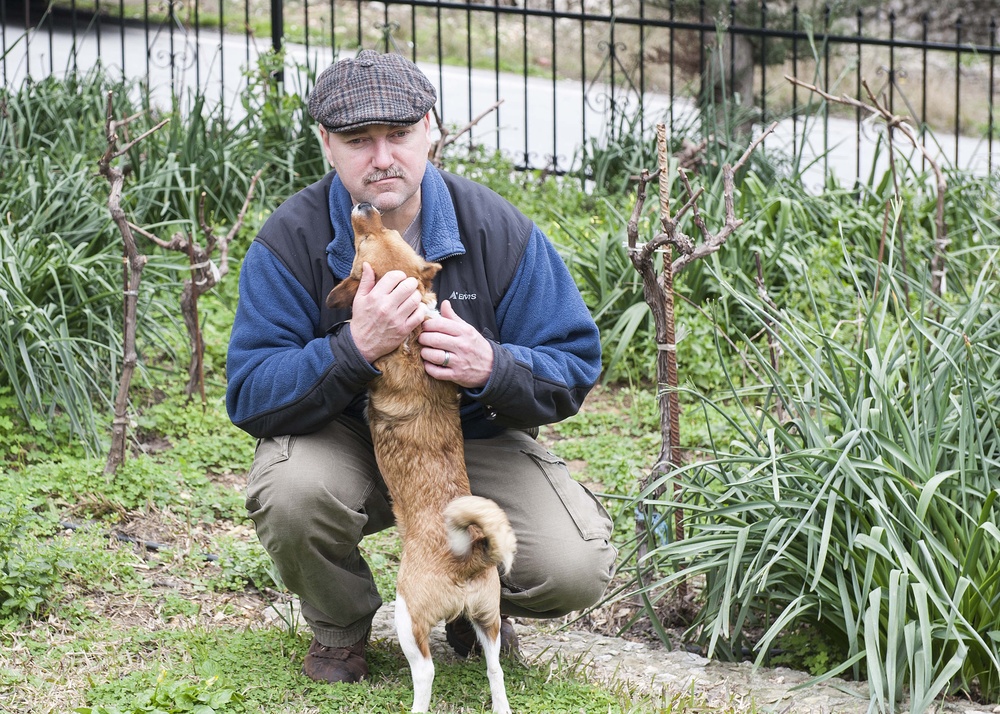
left=225, top=241, right=378, bottom=438
left=467, top=225, right=602, bottom=428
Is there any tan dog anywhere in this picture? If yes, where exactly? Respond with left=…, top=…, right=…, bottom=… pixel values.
left=327, top=202, right=516, bottom=714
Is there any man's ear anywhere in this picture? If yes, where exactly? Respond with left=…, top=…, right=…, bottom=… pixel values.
left=318, top=125, right=337, bottom=169
left=327, top=276, right=360, bottom=309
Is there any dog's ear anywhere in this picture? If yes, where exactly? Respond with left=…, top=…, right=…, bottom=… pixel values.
left=327, top=276, right=360, bottom=309
left=420, top=261, right=443, bottom=287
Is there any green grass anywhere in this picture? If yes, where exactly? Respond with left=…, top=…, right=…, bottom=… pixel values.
left=9, top=622, right=740, bottom=713
left=0, top=345, right=751, bottom=713
left=0, top=370, right=715, bottom=713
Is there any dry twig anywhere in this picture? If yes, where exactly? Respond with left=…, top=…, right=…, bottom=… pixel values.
left=785, top=75, right=949, bottom=296
left=97, top=93, right=169, bottom=475
left=754, top=253, right=787, bottom=423
left=130, top=169, right=263, bottom=400
left=429, top=100, right=505, bottom=166
left=676, top=137, right=709, bottom=172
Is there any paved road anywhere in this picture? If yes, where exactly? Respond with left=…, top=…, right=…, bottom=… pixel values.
left=2, top=18, right=994, bottom=190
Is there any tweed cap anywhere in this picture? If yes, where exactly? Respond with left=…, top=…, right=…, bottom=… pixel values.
left=308, top=50, right=437, bottom=132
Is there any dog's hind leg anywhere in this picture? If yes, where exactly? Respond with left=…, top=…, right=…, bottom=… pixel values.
left=473, top=621, right=511, bottom=714
left=395, top=596, right=435, bottom=712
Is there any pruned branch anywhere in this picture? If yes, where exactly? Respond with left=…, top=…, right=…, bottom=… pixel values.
left=671, top=122, right=777, bottom=274
left=128, top=222, right=188, bottom=251
left=627, top=122, right=774, bottom=618
left=755, top=253, right=787, bottom=423
left=676, top=137, right=709, bottom=173
left=429, top=100, right=505, bottom=166
left=786, top=75, right=949, bottom=296
left=626, top=168, right=651, bottom=252
left=114, top=118, right=170, bottom=159
left=97, top=93, right=166, bottom=476
left=200, top=168, right=262, bottom=284
left=677, top=170, right=712, bottom=244
left=629, top=124, right=776, bottom=273
left=165, top=168, right=263, bottom=400
left=127, top=168, right=262, bottom=401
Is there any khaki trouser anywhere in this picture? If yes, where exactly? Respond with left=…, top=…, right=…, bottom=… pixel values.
left=245, top=416, right=617, bottom=648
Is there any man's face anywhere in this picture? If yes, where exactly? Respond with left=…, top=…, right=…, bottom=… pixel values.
left=320, top=117, right=432, bottom=219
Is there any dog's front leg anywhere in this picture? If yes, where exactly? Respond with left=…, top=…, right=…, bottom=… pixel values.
left=395, top=597, right=435, bottom=712
left=476, top=624, right=511, bottom=714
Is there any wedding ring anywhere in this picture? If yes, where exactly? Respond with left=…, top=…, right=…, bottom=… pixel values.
left=442, top=351, right=451, bottom=368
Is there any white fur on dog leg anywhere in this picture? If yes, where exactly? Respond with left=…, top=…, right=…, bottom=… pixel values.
left=474, top=623, right=511, bottom=714
left=395, top=598, right=435, bottom=713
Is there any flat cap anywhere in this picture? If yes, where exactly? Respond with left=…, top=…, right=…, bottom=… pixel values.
left=308, top=50, right=437, bottom=132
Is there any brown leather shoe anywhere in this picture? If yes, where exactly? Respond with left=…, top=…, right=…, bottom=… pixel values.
left=445, top=615, right=518, bottom=658
left=301, top=632, right=370, bottom=683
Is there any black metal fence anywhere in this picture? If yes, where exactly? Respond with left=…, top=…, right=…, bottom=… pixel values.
left=2, top=0, right=998, bottom=183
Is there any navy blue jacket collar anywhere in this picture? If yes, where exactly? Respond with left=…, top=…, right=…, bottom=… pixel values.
left=326, top=162, right=465, bottom=279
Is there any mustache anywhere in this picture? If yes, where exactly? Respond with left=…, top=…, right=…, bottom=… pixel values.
left=364, top=167, right=405, bottom=184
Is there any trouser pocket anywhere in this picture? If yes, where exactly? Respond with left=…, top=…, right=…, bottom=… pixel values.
left=523, top=448, right=613, bottom=542
left=245, top=434, right=291, bottom=515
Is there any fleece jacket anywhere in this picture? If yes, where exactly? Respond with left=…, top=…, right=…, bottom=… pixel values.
left=226, top=162, right=602, bottom=439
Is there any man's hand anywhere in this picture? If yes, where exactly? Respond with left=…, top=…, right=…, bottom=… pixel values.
left=350, top=263, right=426, bottom=364
left=419, top=300, right=494, bottom=389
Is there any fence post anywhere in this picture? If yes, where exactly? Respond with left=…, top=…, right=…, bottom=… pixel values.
left=271, top=0, right=284, bottom=82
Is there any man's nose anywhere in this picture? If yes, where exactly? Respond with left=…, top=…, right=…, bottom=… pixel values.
left=371, top=138, right=393, bottom=168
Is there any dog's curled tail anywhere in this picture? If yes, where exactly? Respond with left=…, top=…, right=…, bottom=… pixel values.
left=444, top=495, right=516, bottom=576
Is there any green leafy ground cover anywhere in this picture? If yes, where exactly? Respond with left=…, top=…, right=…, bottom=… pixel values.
left=0, top=377, right=737, bottom=713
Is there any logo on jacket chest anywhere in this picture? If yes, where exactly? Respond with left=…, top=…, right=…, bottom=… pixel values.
left=448, top=291, right=477, bottom=301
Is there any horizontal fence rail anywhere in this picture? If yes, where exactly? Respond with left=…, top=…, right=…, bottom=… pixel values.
left=2, top=0, right=998, bottom=185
